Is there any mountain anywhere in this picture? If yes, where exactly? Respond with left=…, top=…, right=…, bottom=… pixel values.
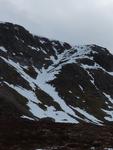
left=0, top=22, right=113, bottom=125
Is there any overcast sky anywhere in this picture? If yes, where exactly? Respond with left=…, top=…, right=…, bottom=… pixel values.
left=0, top=0, right=113, bottom=51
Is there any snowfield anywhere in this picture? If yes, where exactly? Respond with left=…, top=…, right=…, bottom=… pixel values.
left=1, top=41, right=113, bottom=125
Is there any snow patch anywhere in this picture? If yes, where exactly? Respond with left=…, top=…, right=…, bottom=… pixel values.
left=21, top=115, right=34, bottom=120
left=103, top=93, right=113, bottom=104
left=0, top=46, right=7, bottom=52
left=35, top=68, right=79, bottom=123
left=79, top=85, right=84, bottom=91
left=102, top=109, right=113, bottom=121
left=71, top=106, right=103, bottom=125
left=1, top=57, right=36, bottom=89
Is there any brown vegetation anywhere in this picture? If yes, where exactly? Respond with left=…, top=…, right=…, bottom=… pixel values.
left=0, top=119, right=113, bottom=150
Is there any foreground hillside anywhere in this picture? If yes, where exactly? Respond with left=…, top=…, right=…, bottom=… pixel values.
left=1, top=22, right=113, bottom=124
left=0, top=119, right=113, bottom=150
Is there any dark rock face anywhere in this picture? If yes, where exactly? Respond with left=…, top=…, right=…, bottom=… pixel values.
left=39, top=117, right=55, bottom=123
left=91, top=45, right=113, bottom=72
left=0, top=22, right=113, bottom=124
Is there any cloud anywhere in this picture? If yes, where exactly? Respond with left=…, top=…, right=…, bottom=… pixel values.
left=0, top=0, right=113, bottom=52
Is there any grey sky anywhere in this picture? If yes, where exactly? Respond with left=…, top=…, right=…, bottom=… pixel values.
left=0, top=0, right=113, bottom=51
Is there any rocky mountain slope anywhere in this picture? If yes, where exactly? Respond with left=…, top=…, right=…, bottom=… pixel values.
left=1, top=22, right=113, bottom=125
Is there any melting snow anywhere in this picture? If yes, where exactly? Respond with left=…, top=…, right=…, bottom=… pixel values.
left=79, top=85, right=84, bottom=91
left=1, top=57, right=36, bottom=90
left=21, top=115, right=34, bottom=120
left=12, top=53, right=16, bottom=56
left=28, top=45, right=40, bottom=51
left=2, top=44, right=113, bottom=124
left=15, top=36, right=19, bottom=40
left=103, top=93, right=113, bottom=104
left=76, top=96, right=80, bottom=99
left=0, top=46, right=7, bottom=52
left=19, top=52, right=23, bottom=55
left=0, top=45, right=99, bottom=123
left=35, top=67, right=79, bottom=123
left=102, top=109, right=113, bottom=121
left=71, top=106, right=103, bottom=125
left=4, top=81, right=77, bottom=122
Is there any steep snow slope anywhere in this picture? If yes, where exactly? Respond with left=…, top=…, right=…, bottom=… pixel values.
left=0, top=22, right=113, bottom=125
